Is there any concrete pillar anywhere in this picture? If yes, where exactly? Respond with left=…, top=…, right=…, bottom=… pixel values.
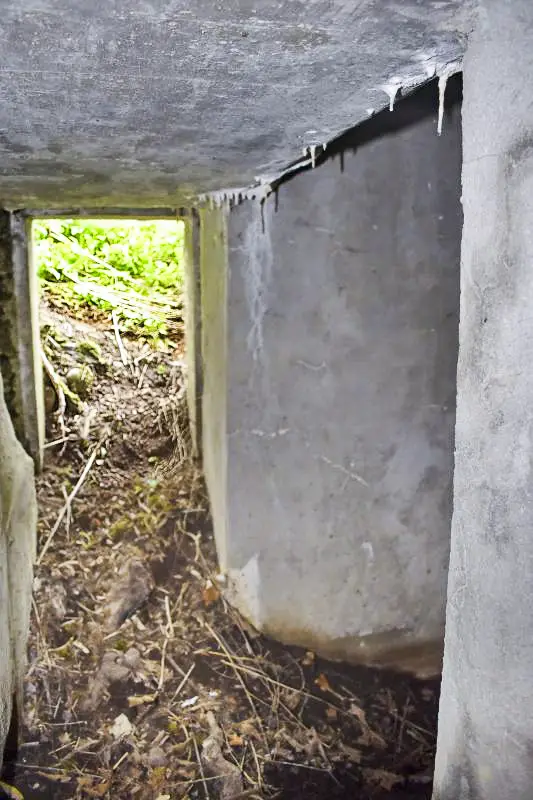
left=0, top=211, right=44, bottom=470
left=200, top=205, right=228, bottom=565
left=201, top=82, right=462, bottom=674
left=183, top=209, right=202, bottom=458
left=433, top=5, right=533, bottom=798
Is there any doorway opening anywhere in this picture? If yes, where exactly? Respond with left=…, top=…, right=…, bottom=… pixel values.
left=19, top=213, right=215, bottom=798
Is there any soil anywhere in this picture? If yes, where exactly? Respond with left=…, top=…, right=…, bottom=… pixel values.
left=3, top=299, right=440, bottom=800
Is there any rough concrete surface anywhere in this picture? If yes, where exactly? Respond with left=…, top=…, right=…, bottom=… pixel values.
left=183, top=211, right=202, bottom=457
left=0, top=212, right=44, bottom=468
left=199, top=205, right=228, bottom=568
left=0, top=371, right=37, bottom=767
left=433, top=2, right=533, bottom=798
left=200, top=84, right=462, bottom=673
left=0, top=0, right=475, bottom=206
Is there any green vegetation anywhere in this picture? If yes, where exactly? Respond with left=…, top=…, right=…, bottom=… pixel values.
left=34, top=219, right=185, bottom=344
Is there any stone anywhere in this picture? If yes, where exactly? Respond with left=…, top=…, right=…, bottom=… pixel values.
left=66, top=365, right=94, bottom=399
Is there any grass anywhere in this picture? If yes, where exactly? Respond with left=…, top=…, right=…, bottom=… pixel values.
left=34, top=218, right=185, bottom=344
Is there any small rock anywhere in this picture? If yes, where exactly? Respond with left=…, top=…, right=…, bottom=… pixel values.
left=105, top=559, right=154, bottom=629
left=109, top=713, right=133, bottom=740
left=123, top=647, right=141, bottom=670
left=66, top=365, right=94, bottom=399
left=147, top=746, right=167, bottom=768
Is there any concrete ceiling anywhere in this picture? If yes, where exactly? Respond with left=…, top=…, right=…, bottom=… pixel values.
left=0, top=0, right=475, bottom=208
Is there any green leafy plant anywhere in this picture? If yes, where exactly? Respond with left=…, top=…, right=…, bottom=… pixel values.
left=34, top=218, right=185, bottom=344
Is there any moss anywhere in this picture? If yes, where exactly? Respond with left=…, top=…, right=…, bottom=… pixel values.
left=41, top=323, right=68, bottom=345
left=76, top=338, right=103, bottom=362
left=109, top=518, right=130, bottom=538
left=62, top=380, right=84, bottom=414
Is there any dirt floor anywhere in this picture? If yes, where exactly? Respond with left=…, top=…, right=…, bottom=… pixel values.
left=4, top=300, right=440, bottom=799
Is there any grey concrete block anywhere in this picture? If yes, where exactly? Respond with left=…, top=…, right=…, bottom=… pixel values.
left=201, top=94, right=462, bottom=674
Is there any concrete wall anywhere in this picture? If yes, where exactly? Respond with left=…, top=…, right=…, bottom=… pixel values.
left=200, top=87, right=462, bottom=674
left=200, top=206, right=229, bottom=568
left=0, top=370, right=37, bottom=767
left=0, top=212, right=44, bottom=470
left=183, top=210, right=203, bottom=458
left=433, top=3, right=533, bottom=797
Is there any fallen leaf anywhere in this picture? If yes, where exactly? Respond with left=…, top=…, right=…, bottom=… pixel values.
left=348, top=703, right=387, bottom=748
left=315, top=673, right=332, bottom=692
left=76, top=777, right=110, bottom=798
left=238, top=718, right=261, bottom=740
left=340, top=743, right=362, bottom=764
left=202, top=580, right=220, bottom=607
left=363, top=768, right=403, bottom=791
left=349, top=702, right=367, bottom=725
left=282, top=689, right=301, bottom=710
left=228, top=734, right=244, bottom=747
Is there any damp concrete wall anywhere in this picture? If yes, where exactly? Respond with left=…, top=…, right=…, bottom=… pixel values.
left=433, top=3, right=533, bottom=797
left=0, top=370, right=37, bottom=767
left=0, top=212, right=40, bottom=766
left=199, top=88, right=462, bottom=674
left=200, top=206, right=229, bottom=568
left=183, top=211, right=202, bottom=458
left=0, top=212, right=44, bottom=470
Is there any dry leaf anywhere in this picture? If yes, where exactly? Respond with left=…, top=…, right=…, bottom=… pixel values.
left=340, top=743, right=362, bottom=764
left=348, top=703, right=387, bottom=748
left=228, top=733, right=244, bottom=747
left=239, top=718, right=261, bottom=740
left=315, top=673, right=332, bottom=692
left=202, top=580, right=220, bottom=607
left=349, top=702, right=367, bottom=725
left=76, top=777, right=110, bottom=798
left=363, top=768, right=403, bottom=791
left=282, top=689, right=301, bottom=710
